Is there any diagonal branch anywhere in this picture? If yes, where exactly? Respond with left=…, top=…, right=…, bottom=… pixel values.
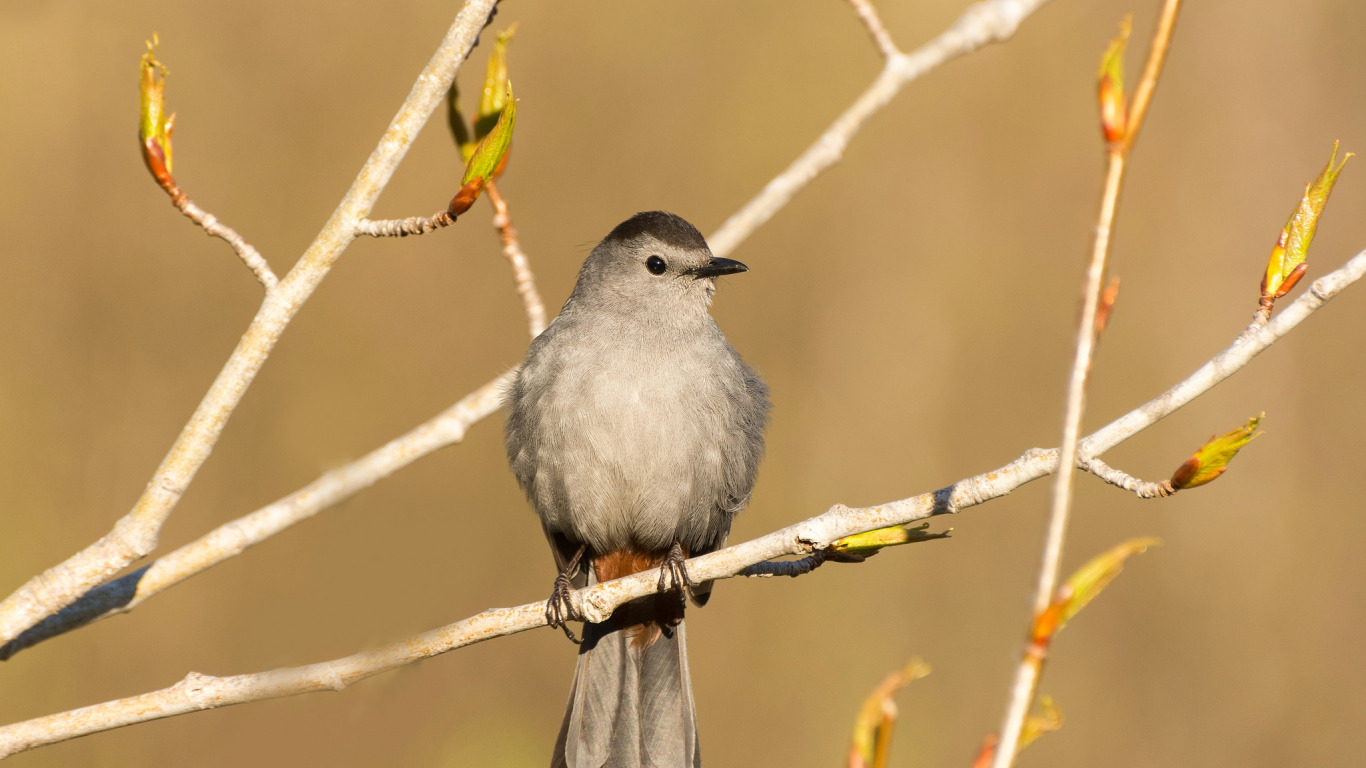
left=0, top=0, right=502, bottom=650
left=5, top=245, right=1363, bottom=758
left=707, top=0, right=1055, bottom=259
left=0, top=375, right=510, bottom=660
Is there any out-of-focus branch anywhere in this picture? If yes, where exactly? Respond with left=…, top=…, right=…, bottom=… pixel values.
left=1122, top=0, right=1182, bottom=152
left=0, top=0, right=502, bottom=650
left=485, top=181, right=547, bottom=337
left=991, top=5, right=1180, bottom=764
left=993, top=151, right=1126, bottom=768
left=844, top=0, right=900, bottom=59
left=0, top=374, right=510, bottom=661
left=707, top=0, right=1055, bottom=259
left=6, top=245, right=1363, bottom=758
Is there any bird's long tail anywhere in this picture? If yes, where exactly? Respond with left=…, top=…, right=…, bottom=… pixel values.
left=551, top=605, right=700, bottom=768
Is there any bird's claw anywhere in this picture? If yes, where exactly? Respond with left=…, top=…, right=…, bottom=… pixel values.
left=657, top=542, right=695, bottom=605
left=546, top=571, right=582, bottom=644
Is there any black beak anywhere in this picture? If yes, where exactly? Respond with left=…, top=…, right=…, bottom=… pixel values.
left=689, top=257, right=749, bottom=279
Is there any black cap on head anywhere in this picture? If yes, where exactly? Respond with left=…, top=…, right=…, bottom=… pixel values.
left=604, top=211, right=709, bottom=252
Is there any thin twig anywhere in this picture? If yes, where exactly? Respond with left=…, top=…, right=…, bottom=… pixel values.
left=991, top=3, right=1180, bottom=764
left=707, top=0, right=1054, bottom=259
left=844, top=0, right=901, bottom=59
left=169, top=193, right=277, bottom=288
left=485, top=181, right=547, bottom=337
left=1077, top=455, right=1174, bottom=498
left=0, top=375, right=510, bottom=660
left=0, top=0, right=502, bottom=650
left=6, top=244, right=1364, bottom=756
left=355, top=210, right=457, bottom=237
left=992, top=139, right=1126, bottom=768
left=1122, top=0, right=1182, bottom=152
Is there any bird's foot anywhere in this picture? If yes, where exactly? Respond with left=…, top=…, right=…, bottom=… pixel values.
left=546, top=545, right=586, bottom=644
left=546, top=572, right=582, bottom=644
left=657, top=542, right=695, bottom=606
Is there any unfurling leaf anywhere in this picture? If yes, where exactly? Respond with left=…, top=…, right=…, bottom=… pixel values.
left=1033, top=537, right=1160, bottom=643
left=1097, top=15, right=1131, bottom=144
left=829, top=522, right=951, bottom=560
left=138, top=34, right=176, bottom=189
left=1261, top=143, right=1352, bottom=305
left=449, top=85, right=516, bottom=216
left=476, top=23, right=518, bottom=141
left=1170, top=414, right=1264, bottom=490
left=847, top=659, right=931, bottom=768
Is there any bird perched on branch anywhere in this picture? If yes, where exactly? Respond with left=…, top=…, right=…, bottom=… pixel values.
left=505, top=211, right=769, bottom=768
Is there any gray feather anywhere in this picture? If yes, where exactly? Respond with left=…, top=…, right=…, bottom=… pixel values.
left=553, top=617, right=699, bottom=768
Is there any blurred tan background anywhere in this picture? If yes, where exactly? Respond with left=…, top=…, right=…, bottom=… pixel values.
left=3, top=0, right=1366, bottom=765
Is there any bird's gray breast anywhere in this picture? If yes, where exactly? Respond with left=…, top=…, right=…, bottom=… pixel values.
left=506, top=315, right=766, bottom=557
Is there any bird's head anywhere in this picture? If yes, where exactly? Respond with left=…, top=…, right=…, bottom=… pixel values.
left=569, top=211, right=749, bottom=319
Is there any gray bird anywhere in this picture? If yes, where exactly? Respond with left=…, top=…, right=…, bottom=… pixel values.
left=505, top=211, right=769, bottom=768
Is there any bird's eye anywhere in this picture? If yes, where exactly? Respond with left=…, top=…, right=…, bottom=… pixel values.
left=646, top=255, right=667, bottom=275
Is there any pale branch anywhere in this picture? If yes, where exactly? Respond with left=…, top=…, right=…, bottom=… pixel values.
left=173, top=194, right=278, bottom=289
left=844, top=0, right=901, bottom=59
left=992, top=151, right=1127, bottom=768
left=707, top=0, right=1054, bottom=259
left=6, top=246, right=1364, bottom=758
left=1078, top=455, right=1174, bottom=498
left=485, top=182, right=547, bottom=338
left=0, top=374, right=510, bottom=661
left=0, top=0, right=1054, bottom=656
left=0, top=0, right=503, bottom=649
left=0, top=601, right=549, bottom=759
left=355, top=210, right=457, bottom=237
left=992, top=3, right=1181, bottom=759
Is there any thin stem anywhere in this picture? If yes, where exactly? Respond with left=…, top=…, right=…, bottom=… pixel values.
left=355, top=210, right=457, bottom=237
left=844, top=0, right=901, bottom=59
left=992, top=2, right=1181, bottom=763
left=170, top=192, right=278, bottom=288
left=485, top=182, right=548, bottom=337
left=1123, top=0, right=1182, bottom=152
left=991, top=148, right=1126, bottom=768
